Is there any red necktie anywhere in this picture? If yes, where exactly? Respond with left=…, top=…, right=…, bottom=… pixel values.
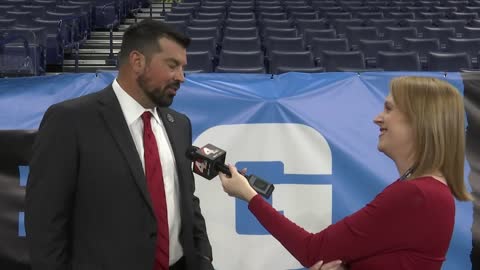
left=141, top=111, right=169, bottom=270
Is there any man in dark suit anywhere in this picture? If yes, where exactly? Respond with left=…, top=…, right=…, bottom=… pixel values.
left=25, top=19, right=214, bottom=270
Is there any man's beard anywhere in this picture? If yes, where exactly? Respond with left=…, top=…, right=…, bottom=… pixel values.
left=137, top=73, right=180, bottom=107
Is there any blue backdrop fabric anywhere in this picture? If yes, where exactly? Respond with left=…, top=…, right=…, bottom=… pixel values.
left=0, top=72, right=472, bottom=270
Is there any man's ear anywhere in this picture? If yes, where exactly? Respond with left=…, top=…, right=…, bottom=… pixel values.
left=129, top=50, right=145, bottom=74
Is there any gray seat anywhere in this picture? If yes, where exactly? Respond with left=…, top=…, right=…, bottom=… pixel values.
left=265, top=36, right=305, bottom=58
left=303, top=29, right=337, bottom=47
left=423, top=27, right=456, bottom=49
left=376, top=51, right=421, bottom=71
left=427, top=52, right=471, bottom=71
left=269, top=50, right=323, bottom=74
left=446, top=38, right=480, bottom=67
left=216, top=50, right=266, bottom=73
left=185, top=51, right=213, bottom=73
left=311, top=38, right=349, bottom=62
left=320, top=50, right=366, bottom=71
left=358, top=39, right=394, bottom=67
left=384, top=27, right=418, bottom=49
left=222, top=36, right=261, bottom=51
left=403, top=38, right=441, bottom=67
left=345, top=26, right=379, bottom=50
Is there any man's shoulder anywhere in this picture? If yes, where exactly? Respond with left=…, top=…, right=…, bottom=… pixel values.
left=51, top=86, right=112, bottom=112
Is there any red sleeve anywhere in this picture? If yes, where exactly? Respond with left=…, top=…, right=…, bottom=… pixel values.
left=248, top=181, right=427, bottom=267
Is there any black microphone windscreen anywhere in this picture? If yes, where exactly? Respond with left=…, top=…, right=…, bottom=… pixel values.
left=185, top=146, right=199, bottom=160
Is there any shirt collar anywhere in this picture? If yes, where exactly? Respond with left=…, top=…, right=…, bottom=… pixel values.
left=112, top=79, right=161, bottom=125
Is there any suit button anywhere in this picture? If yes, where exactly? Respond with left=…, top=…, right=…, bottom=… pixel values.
left=150, top=232, right=157, bottom=239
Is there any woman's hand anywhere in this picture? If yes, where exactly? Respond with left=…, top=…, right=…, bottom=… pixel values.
left=310, top=260, right=344, bottom=270
left=218, top=164, right=258, bottom=202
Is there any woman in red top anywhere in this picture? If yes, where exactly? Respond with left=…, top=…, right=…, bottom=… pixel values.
left=218, top=76, right=472, bottom=270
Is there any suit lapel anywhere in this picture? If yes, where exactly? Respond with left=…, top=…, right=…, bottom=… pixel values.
left=157, top=108, right=187, bottom=196
left=97, top=86, right=155, bottom=216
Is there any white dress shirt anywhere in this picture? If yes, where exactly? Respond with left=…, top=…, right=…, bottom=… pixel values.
left=112, top=79, right=183, bottom=265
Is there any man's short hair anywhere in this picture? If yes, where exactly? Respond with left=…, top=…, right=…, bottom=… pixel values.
left=118, top=19, right=190, bottom=65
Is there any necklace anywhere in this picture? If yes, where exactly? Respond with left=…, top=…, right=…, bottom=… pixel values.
left=399, top=166, right=416, bottom=180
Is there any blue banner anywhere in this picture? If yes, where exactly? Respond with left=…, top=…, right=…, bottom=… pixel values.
left=0, top=72, right=474, bottom=270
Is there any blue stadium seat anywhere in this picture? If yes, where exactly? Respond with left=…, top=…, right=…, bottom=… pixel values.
left=365, top=18, right=399, bottom=38
left=451, top=12, right=478, bottom=21
left=191, top=18, right=223, bottom=28
left=260, top=18, right=295, bottom=31
left=358, top=39, right=394, bottom=67
left=256, top=5, right=284, bottom=15
left=67, top=0, right=95, bottom=30
left=94, top=0, right=119, bottom=29
left=186, top=26, right=220, bottom=43
left=320, top=50, right=365, bottom=71
left=403, top=37, right=441, bottom=67
left=199, top=5, right=226, bottom=15
left=216, top=50, right=266, bottom=73
left=0, top=4, right=14, bottom=16
left=165, top=13, right=192, bottom=23
left=290, top=11, right=318, bottom=20
left=295, top=18, right=328, bottom=35
left=187, top=37, right=217, bottom=58
left=5, top=10, right=34, bottom=26
left=229, top=5, right=254, bottom=13
left=446, top=37, right=480, bottom=67
left=388, top=12, right=415, bottom=20
left=384, top=26, right=418, bottom=49
left=303, top=29, right=337, bottom=47
left=427, top=52, right=471, bottom=71
left=269, top=50, right=323, bottom=74
left=170, top=6, right=197, bottom=15
left=33, top=18, right=66, bottom=65
left=423, top=26, right=456, bottom=49
left=222, top=36, right=261, bottom=51
left=258, top=12, right=288, bottom=20
left=332, top=18, right=364, bottom=38
left=185, top=51, right=213, bottom=73
left=44, top=11, right=80, bottom=44
left=55, top=5, right=90, bottom=42
left=0, top=28, right=46, bottom=76
left=0, top=18, right=16, bottom=28
left=20, top=5, right=46, bottom=19
left=311, top=37, right=349, bottom=63
left=263, top=27, right=298, bottom=41
left=223, top=26, right=258, bottom=38
left=225, top=18, right=256, bottom=28
left=376, top=51, right=421, bottom=71
left=419, top=12, right=446, bottom=20
left=357, top=12, right=384, bottom=20
left=464, top=26, right=480, bottom=38
left=326, top=12, right=353, bottom=21
left=228, top=12, right=255, bottom=20
left=265, top=36, right=305, bottom=58
left=287, top=6, right=315, bottom=14
left=345, top=26, right=379, bottom=50
left=437, top=19, right=468, bottom=38
left=402, top=19, right=433, bottom=37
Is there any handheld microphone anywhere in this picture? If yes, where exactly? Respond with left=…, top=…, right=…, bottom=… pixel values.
left=186, top=144, right=275, bottom=199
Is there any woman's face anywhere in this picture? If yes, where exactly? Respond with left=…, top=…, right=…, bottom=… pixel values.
left=373, top=93, right=415, bottom=161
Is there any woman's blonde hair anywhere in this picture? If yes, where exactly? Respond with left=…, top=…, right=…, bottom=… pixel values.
left=390, top=76, right=472, bottom=201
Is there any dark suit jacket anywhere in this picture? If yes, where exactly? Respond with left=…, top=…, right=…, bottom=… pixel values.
left=25, top=85, right=213, bottom=270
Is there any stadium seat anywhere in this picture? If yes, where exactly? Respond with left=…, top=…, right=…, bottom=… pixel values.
left=376, top=51, right=421, bottom=71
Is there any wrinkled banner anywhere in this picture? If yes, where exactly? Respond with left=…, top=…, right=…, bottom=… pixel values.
left=0, top=72, right=477, bottom=270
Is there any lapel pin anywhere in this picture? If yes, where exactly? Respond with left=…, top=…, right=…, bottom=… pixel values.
left=166, top=113, right=175, bottom=123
